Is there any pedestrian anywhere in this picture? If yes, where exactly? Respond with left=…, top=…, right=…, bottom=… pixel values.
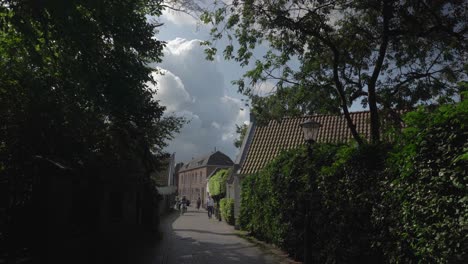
left=207, top=196, right=214, bottom=218
left=196, top=196, right=201, bottom=210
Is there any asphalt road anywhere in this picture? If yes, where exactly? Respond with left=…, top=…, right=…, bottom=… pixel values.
left=153, top=207, right=283, bottom=264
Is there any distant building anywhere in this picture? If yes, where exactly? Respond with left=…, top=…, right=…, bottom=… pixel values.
left=178, top=151, right=234, bottom=203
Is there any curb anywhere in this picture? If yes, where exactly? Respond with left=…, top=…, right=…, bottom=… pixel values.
left=234, top=230, right=302, bottom=264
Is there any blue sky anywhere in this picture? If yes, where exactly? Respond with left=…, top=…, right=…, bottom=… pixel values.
left=152, top=9, right=365, bottom=163
left=151, top=10, right=251, bottom=163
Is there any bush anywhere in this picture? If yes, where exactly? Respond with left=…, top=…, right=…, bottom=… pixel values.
left=239, top=144, right=342, bottom=260
left=382, top=97, right=468, bottom=263
left=317, top=144, right=389, bottom=263
left=238, top=98, right=467, bottom=263
left=220, top=198, right=235, bottom=225
left=239, top=147, right=308, bottom=258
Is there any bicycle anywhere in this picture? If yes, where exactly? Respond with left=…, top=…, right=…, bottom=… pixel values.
left=180, top=202, right=187, bottom=215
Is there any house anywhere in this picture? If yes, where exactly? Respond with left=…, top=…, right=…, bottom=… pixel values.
left=178, top=151, right=234, bottom=204
left=229, top=111, right=372, bottom=219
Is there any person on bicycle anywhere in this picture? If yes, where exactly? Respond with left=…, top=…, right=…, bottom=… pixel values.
left=181, top=196, right=187, bottom=214
left=175, top=196, right=181, bottom=210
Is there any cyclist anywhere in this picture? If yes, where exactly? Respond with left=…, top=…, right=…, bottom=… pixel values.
left=180, top=196, right=187, bottom=214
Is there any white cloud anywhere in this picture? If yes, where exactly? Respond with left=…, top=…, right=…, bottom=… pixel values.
left=150, top=38, right=248, bottom=162
left=162, top=9, right=199, bottom=26
left=252, top=80, right=276, bottom=97
left=152, top=69, right=191, bottom=112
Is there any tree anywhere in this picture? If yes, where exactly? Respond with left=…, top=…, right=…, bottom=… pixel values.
left=208, top=168, right=230, bottom=200
left=0, top=0, right=183, bottom=255
left=234, top=123, right=248, bottom=148
left=202, top=0, right=467, bottom=144
left=208, top=168, right=231, bottom=221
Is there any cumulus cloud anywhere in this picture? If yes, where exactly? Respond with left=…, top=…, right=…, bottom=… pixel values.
left=161, top=9, right=199, bottom=26
left=152, top=69, right=192, bottom=112
left=149, top=38, right=248, bottom=162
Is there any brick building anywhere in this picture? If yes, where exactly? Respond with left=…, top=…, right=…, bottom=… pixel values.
left=178, top=151, right=233, bottom=204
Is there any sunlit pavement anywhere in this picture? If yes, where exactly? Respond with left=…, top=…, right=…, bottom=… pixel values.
left=153, top=207, right=283, bottom=264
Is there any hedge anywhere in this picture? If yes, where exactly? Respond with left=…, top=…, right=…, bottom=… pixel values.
left=220, top=198, right=235, bottom=225
left=381, top=97, right=468, bottom=263
left=238, top=94, right=467, bottom=263
left=239, top=144, right=342, bottom=260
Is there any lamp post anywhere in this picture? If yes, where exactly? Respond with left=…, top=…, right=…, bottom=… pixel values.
left=300, top=119, right=321, bottom=264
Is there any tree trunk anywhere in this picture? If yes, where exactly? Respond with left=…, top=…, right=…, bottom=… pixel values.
left=368, top=0, right=392, bottom=144
left=331, top=49, right=364, bottom=145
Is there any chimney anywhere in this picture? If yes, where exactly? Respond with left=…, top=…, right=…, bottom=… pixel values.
left=214, top=147, right=217, bottom=152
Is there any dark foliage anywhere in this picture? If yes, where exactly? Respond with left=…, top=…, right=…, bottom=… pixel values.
left=0, top=0, right=183, bottom=261
left=316, top=144, right=389, bottom=263
left=381, top=95, right=468, bottom=263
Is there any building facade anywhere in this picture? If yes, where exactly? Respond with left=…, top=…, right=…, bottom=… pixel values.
left=178, top=151, right=233, bottom=204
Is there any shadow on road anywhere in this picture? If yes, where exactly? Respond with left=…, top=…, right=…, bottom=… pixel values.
left=153, top=206, right=278, bottom=264
left=174, top=228, right=239, bottom=236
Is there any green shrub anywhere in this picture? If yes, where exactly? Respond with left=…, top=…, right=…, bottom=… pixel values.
left=220, top=198, right=235, bottom=225
left=239, top=147, right=309, bottom=258
left=383, top=97, right=468, bottom=263
left=317, top=143, right=389, bottom=263
left=238, top=98, right=467, bottom=263
left=239, top=144, right=342, bottom=260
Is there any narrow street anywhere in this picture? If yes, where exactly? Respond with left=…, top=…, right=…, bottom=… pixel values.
left=153, top=207, right=286, bottom=264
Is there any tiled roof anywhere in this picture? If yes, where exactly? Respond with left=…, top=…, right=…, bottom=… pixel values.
left=238, top=111, right=371, bottom=175
left=179, top=151, right=234, bottom=172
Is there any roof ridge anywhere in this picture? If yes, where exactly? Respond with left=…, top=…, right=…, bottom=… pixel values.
left=280, top=110, right=370, bottom=120
left=179, top=151, right=233, bottom=172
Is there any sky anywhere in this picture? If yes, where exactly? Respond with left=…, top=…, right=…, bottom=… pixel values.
left=149, top=8, right=366, bottom=164
left=149, top=9, right=251, bottom=163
